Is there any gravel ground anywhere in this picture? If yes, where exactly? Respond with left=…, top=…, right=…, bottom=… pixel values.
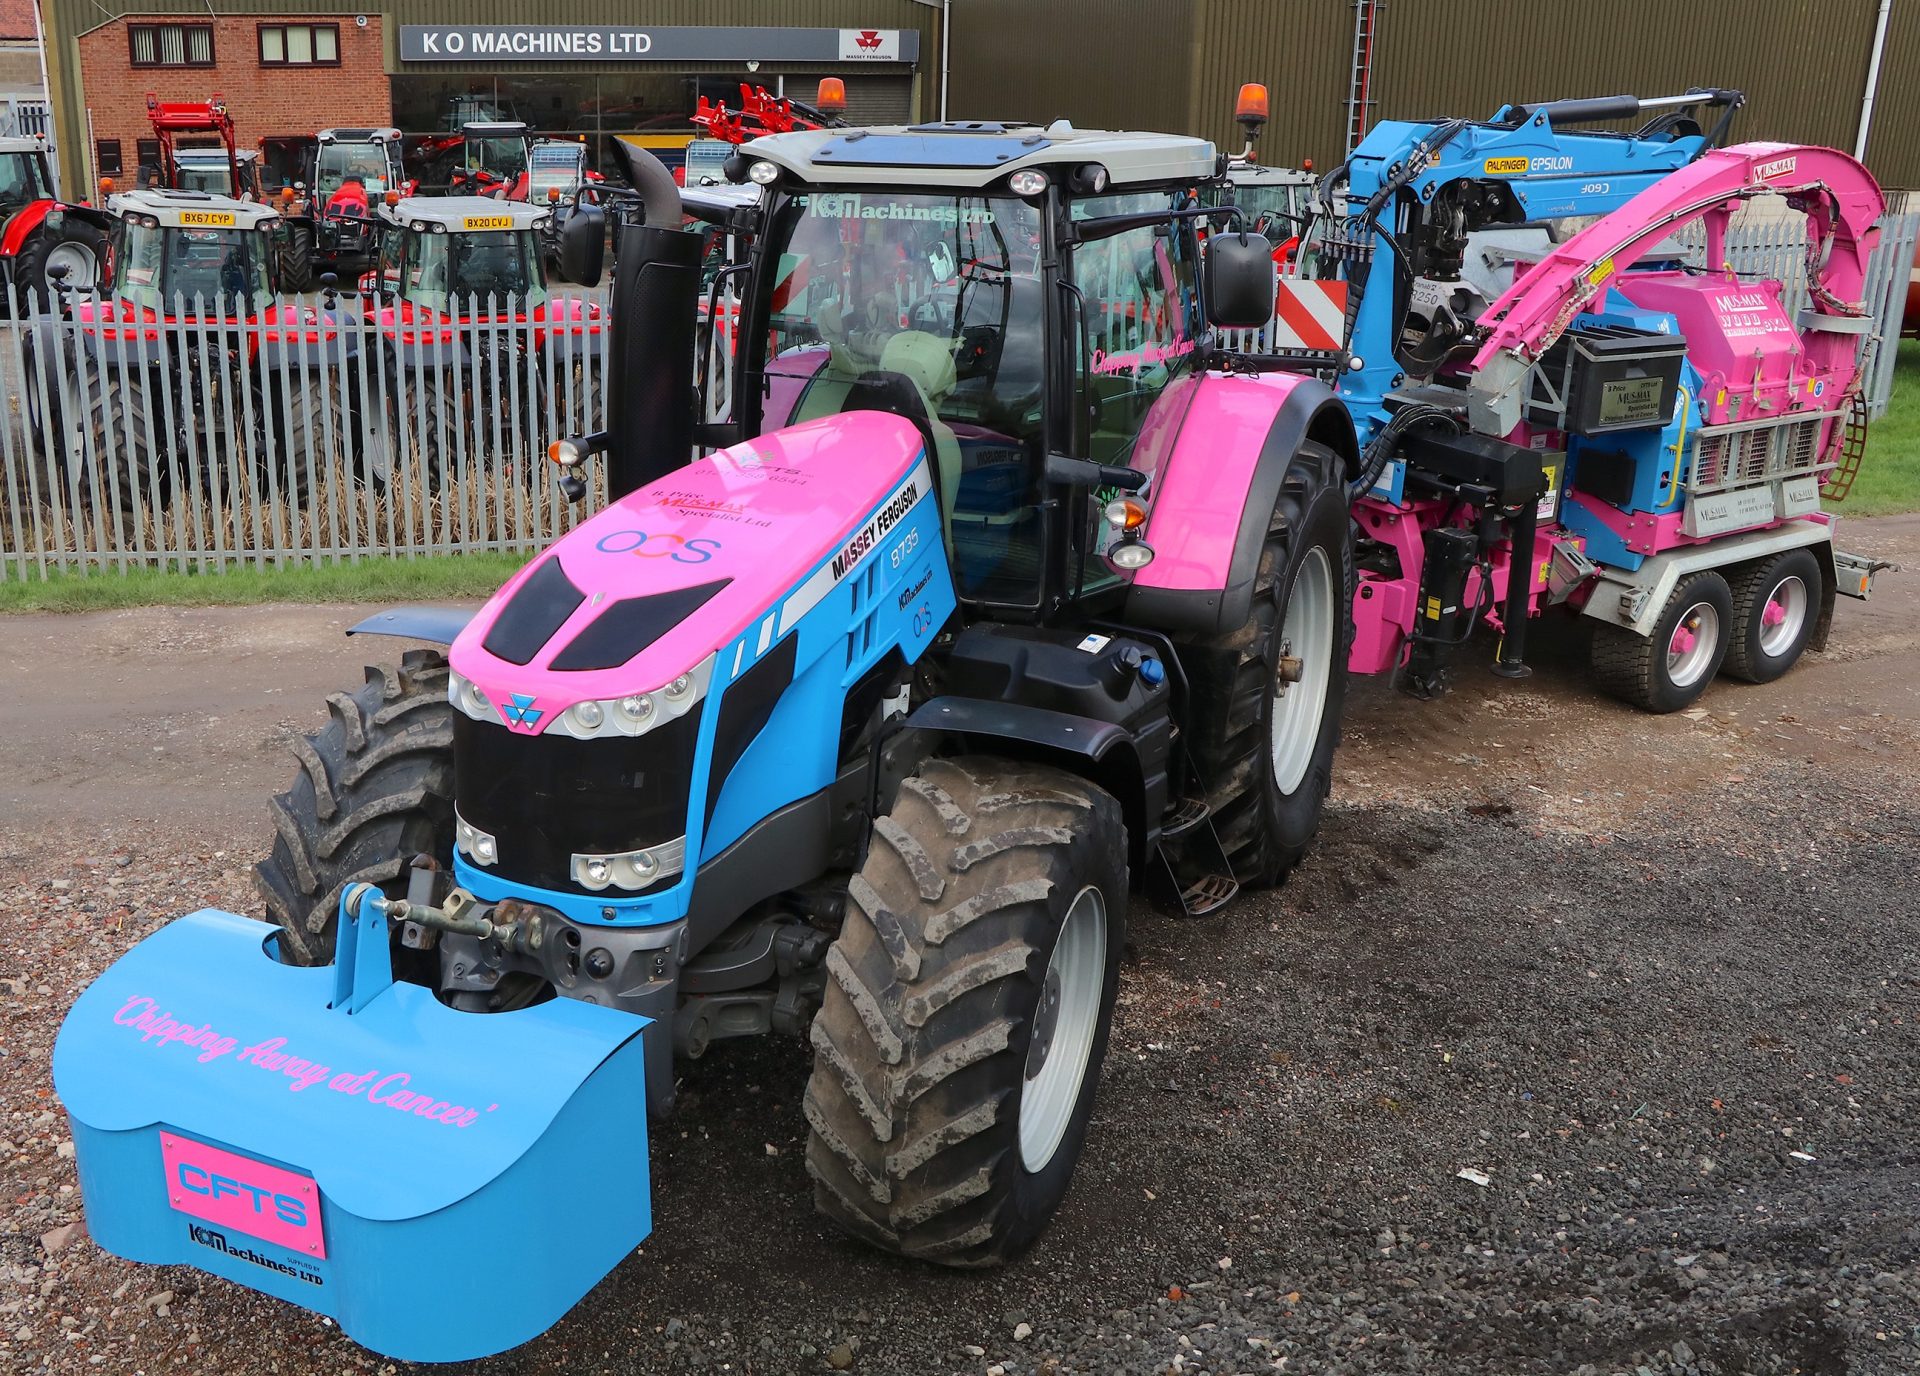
left=2, top=516, right=1917, bottom=1375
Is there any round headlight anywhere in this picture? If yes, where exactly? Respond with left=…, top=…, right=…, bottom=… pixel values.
left=569, top=700, right=604, bottom=731
left=1109, top=540, right=1156, bottom=571
left=629, top=851, right=658, bottom=881
left=748, top=160, right=780, bottom=186
left=618, top=693, right=654, bottom=723
left=464, top=679, right=490, bottom=714
left=663, top=674, right=693, bottom=703
left=475, top=835, right=497, bottom=862
left=1008, top=169, right=1049, bottom=197
left=410, top=219, right=427, bottom=232
left=584, top=858, right=610, bottom=886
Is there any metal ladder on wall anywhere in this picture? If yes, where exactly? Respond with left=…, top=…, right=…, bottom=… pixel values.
left=1346, top=0, right=1384, bottom=155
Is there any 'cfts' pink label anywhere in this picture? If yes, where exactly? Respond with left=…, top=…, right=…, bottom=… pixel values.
left=160, top=1131, right=327, bottom=1260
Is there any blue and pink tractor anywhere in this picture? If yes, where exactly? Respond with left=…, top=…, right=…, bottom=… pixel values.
left=50, top=95, right=1890, bottom=1364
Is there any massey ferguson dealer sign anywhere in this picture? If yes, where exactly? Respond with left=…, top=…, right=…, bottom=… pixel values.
left=398, top=25, right=916, bottom=63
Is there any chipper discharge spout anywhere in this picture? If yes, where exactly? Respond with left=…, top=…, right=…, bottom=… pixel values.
left=52, top=885, right=651, bottom=1363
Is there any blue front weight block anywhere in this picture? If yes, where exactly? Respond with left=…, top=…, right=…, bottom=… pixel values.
left=53, top=888, right=652, bottom=1363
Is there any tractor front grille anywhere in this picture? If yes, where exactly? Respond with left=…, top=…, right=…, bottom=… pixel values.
left=453, top=710, right=702, bottom=897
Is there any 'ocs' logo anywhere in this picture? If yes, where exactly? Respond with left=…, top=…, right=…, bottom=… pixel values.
left=595, top=530, right=722, bottom=564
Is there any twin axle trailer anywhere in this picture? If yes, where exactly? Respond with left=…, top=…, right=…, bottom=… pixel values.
left=53, top=91, right=1887, bottom=1362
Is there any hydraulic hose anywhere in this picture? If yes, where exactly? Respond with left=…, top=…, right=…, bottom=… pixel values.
left=1351, top=400, right=1461, bottom=498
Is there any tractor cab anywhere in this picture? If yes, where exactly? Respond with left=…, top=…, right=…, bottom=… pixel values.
left=96, top=188, right=282, bottom=321
left=529, top=139, right=598, bottom=206
left=273, top=128, right=411, bottom=291
left=172, top=147, right=265, bottom=201
left=0, top=136, right=55, bottom=213
left=666, top=121, right=1238, bottom=611
left=454, top=121, right=533, bottom=201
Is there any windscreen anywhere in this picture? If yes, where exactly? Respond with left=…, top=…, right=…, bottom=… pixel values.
left=529, top=146, right=582, bottom=198
left=116, top=222, right=273, bottom=315
left=173, top=163, right=232, bottom=196
left=763, top=190, right=1049, bottom=605
left=405, top=228, right=545, bottom=312
left=316, top=143, right=392, bottom=200
left=467, top=136, right=529, bottom=182
left=0, top=151, right=51, bottom=211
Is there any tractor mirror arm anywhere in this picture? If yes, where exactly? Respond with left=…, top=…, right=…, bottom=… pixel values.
left=1071, top=204, right=1241, bottom=245
left=1045, top=453, right=1148, bottom=492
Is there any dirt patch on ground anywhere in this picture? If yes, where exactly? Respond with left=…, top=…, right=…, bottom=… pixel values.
left=2, top=517, right=1916, bottom=1375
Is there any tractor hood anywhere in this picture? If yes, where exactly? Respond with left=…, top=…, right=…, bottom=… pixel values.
left=449, top=410, right=932, bottom=730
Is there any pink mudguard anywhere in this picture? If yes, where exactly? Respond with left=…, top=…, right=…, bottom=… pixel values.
left=1132, top=369, right=1320, bottom=596
left=452, top=412, right=928, bottom=715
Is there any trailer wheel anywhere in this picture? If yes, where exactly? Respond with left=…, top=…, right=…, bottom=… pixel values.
left=253, top=650, right=456, bottom=964
left=1182, top=441, right=1353, bottom=888
left=1590, top=570, right=1734, bottom=713
left=804, top=757, right=1127, bottom=1267
left=1724, top=548, right=1821, bottom=684
left=15, top=219, right=107, bottom=313
left=278, top=223, right=316, bottom=294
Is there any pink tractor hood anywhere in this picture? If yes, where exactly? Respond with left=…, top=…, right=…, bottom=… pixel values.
left=450, top=412, right=931, bottom=725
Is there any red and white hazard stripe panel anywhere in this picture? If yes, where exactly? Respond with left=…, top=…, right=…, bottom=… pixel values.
left=1270, top=280, right=1348, bottom=351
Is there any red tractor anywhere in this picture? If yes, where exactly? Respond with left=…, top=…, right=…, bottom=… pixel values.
left=358, top=195, right=602, bottom=487
left=142, top=94, right=248, bottom=198
left=271, top=127, right=412, bottom=291
left=0, top=135, right=111, bottom=310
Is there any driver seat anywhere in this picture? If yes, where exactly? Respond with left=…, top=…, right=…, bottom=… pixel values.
left=791, top=324, right=963, bottom=525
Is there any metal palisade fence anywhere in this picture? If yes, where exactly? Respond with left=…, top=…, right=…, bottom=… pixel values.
left=2, top=290, right=610, bottom=580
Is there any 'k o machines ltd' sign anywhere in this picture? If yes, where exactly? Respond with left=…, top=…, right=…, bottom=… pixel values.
left=398, top=26, right=916, bottom=63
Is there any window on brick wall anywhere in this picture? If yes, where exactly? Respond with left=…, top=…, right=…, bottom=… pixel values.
left=259, top=24, right=340, bottom=66
left=96, top=140, right=123, bottom=175
left=128, top=23, right=214, bottom=67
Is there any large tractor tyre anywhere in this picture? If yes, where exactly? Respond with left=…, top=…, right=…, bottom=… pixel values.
left=278, top=223, right=316, bottom=294
left=804, top=757, right=1128, bottom=1268
left=1182, top=441, right=1354, bottom=888
left=83, top=368, right=166, bottom=520
left=14, top=219, right=108, bottom=313
left=1723, top=548, right=1822, bottom=685
left=1590, top=570, right=1734, bottom=714
left=253, top=650, right=456, bottom=965
left=261, top=371, right=337, bottom=510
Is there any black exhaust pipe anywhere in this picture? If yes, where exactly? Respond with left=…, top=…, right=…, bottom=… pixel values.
left=606, top=143, right=702, bottom=499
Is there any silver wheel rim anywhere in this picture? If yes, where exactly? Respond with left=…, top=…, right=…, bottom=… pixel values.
left=1269, top=544, right=1336, bottom=795
left=1757, top=575, right=1809, bottom=658
left=46, top=241, right=98, bottom=292
left=1666, top=600, right=1721, bottom=688
left=1019, top=885, right=1106, bottom=1174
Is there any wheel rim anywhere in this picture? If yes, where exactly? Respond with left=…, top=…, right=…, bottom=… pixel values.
left=1269, top=544, right=1336, bottom=795
left=1019, top=885, right=1106, bottom=1174
left=1757, top=575, right=1809, bottom=658
left=1666, top=601, right=1721, bottom=688
left=46, top=241, right=98, bottom=292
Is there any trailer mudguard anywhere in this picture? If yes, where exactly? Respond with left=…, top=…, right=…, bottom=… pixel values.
left=54, top=901, right=650, bottom=1363
left=1126, top=370, right=1356, bottom=635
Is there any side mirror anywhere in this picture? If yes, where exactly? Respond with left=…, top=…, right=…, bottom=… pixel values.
left=557, top=203, right=606, bottom=286
left=1202, top=230, right=1276, bottom=329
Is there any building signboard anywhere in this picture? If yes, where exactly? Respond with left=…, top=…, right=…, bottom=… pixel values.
left=396, top=25, right=917, bottom=63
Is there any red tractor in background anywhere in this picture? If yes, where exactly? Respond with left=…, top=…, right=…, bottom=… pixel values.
left=0, top=136, right=111, bottom=310
left=270, top=127, right=412, bottom=291
left=141, top=94, right=251, bottom=198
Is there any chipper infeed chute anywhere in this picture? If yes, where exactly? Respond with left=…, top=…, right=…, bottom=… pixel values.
left=53, top=891, right=650, bottom=1363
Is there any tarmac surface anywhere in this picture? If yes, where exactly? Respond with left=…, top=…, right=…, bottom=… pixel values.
left=1, top=514, right=1916, bottom=1374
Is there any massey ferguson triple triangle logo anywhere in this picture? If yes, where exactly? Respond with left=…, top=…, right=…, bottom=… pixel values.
left=855, top=29, right=882, bottom=50
left=839, top=27, right=898, bottom=60
left=501, top=694, right=544, bottom=730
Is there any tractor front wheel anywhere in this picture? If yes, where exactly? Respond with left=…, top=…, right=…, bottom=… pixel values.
left=253, top=650, right=456, bottom=964
left=1183, top=441, right=1354, bottom=888
left=804, top=757, right=1128, bottom=1267
left=278, top=222, right=316, bottom=294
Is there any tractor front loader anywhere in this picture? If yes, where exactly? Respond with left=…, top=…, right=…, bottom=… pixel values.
left=56, top=116, right=1357, bottom=1361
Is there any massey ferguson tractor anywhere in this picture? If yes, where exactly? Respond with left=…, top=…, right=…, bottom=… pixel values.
left=359, top=195, right=601, bottom=487
left=54, top=120, right=1354, bottom=1361
left=0, top=135, right=110, bottom=309
left=24, top=187, right=345, bottom=517
left=273, top=127, right=411, bottom=291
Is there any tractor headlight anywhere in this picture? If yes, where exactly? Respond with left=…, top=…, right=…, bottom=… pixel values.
left=568, top=700, right=604, bottom=732
left=1108, top=539, right=1156, bottom=571
left=1008, top=169, right=1049, bottom=197
left=662, top=674, right=693, bottom=703
left=618, top=693, right=654, bottom=724
left=455, top=812, right=499, bottom=867
left=571, top=836, right=686, bottom=892
left=451, top=671, right=491, bottom=717
left=748, top=160, right=780, bottom=186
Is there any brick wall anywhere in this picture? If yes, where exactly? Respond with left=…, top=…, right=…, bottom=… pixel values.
left=77, top=14, right=390, bottom=186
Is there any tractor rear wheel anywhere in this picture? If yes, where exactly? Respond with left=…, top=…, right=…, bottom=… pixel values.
left=1724, top=548, right=1821, bottom=684
left=83, top=367, right=165, bottom=522
left=1590, top=570, right=1734, bottom=713
left=14, top=219, right=108, bottom=313
left=253, top=650, right=456, bottom=965
left=804, top=757, right=1128, bottom=1267
left=278, top=223, right=316, bottom=294
left=1182, top=441, right=1353, bottom=888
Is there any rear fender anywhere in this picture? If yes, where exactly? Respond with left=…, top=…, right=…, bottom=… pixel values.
left=1, top=201, right=110, bottom=258
left=1127, top=370, right=1357, bottom=635
left=346, top=606, right=474, bottom=645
